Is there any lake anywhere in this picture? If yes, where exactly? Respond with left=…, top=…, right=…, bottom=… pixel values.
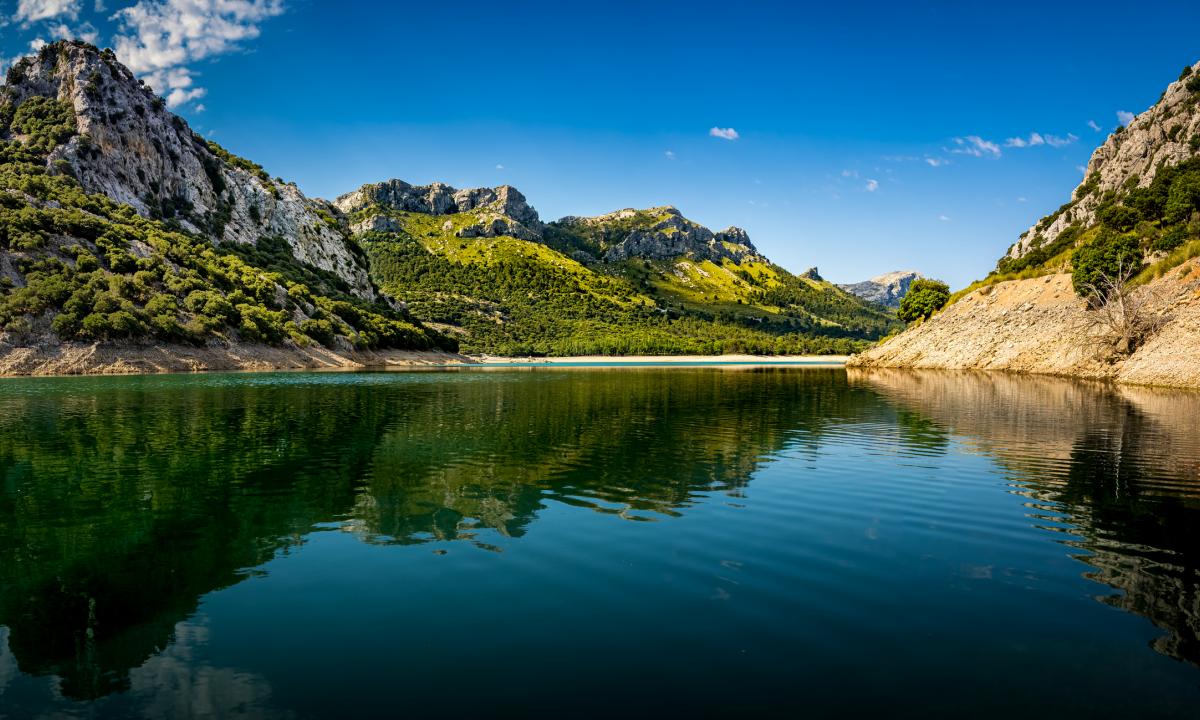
left=1, top=367, right=1198, bottom=717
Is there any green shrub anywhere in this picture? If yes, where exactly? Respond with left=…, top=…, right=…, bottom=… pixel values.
left=1071, top=231, right=1143, bottom=303
left=897, top=279, right=950, bottom=323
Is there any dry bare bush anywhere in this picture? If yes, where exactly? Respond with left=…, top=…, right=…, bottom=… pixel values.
left=1073, top=260, right=1170, bottom=361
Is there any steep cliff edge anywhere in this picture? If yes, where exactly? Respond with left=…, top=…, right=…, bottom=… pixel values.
left=1007, top=59, right=1200, bottom=262
left=4, top=41, right=373, bottom=297
left=0, top=42, right=455, bottom=372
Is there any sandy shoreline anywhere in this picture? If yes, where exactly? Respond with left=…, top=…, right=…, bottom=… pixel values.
left=0, top=342, right=848, bottom=377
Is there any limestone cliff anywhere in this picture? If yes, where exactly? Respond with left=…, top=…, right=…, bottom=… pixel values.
left=333, top=179, right=544, bottom=241
left=1008, top=59, right=1200, bottom=261
left=3, top=41, right=373, bottom=297
left=546, top=206, right=760, bottom=264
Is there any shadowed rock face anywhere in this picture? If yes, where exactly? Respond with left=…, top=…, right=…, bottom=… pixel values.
left=839, top=270, right=922, bottom=307
left=848, top=367, right=1200, bottom=667
left=2, top=41, right=374, bottom=297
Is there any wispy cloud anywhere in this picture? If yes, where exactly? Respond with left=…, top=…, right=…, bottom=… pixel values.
left=664, top=150, right=676, bottom=160
left=938, top=214, right=951, bottom=222
left=952, top=135, right=1001, bottom=158
left=709, top=126, right=739, bottom=140
left=47, top=19, right=98, bottom=42
left=495, top=164, right=504, bottom=170
left=1005, top=132, right=1045, bottom=148
left=112, top=0, right=286, bottom=108
left=1045, top=133, right=1078, bottom=147
left=924, top=157, right=949, bottom=167
left=840, top=169, right=858, bottom=178
left=1116, top=110, right=1135, bottom=127
left=865, top=179, right=879, bottom=192
left=14, top=0, right=81, bottom=23
left=1087, top=119, right=1101, bottom=132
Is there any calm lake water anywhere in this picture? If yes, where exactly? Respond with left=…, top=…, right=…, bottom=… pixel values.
left=1, top=367, right=1199, bottom=717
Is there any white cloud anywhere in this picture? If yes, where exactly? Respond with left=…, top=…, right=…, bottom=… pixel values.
left=1116, top=110, right=1135, bottom=127
left=112, top=0, right=286, bottom=109
left=15, top=0, right=80, bottom=23
left=840, top=169, right=858, bottom=178
left=1076, top=165, right=1087, bottom=174
left=924, top=157, right=949, bottom=167
left=709, top=126, right=739, bottom=140
left=29, top=38, right=47, bottom=51
left=495, top=163, right=504, bottom=170
left=938, top=214, right=951, bottom=222
left=48, top=20, right=98, bottom=43
left=952, top=135, right=1001, bottom=158
left=1005, top=131, right=1078, bottom=149
left=1005, top=132, right=1044, bottom=148
left=1087, top=119, right=1101, bottom=132
left=664, top=150, right=675, bottom=160
left=1017, top=196, right=1028, bottom=203
left=165, top=86, right=205, bottom=107
left=865, top=179, right=879, bottom=192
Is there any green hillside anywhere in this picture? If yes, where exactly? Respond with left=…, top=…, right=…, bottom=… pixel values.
left=0, top=91, right=452, bottom=353
left=347, top=194, right=899, bottom=355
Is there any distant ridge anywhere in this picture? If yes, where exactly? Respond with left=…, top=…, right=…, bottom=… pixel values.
left=839, top=271, right=923, bottom=308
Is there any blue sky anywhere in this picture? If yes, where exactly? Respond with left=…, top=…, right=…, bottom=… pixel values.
left=3, top=0, right=1200, bottom=287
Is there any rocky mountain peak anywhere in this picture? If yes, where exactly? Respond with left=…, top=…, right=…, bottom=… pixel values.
left=839, top=270, right=923, bottom=307
left=2, top=40, right=374, bottom=297
left=332, top=179, right=544, bottom=241
left=1008, top=58, right=1200, bottom=260
left=548, top=207, right=760, bottom=264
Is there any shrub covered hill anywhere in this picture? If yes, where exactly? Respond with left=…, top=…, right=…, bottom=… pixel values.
left=0, top=41, right=452, bottom=363
left=852, top=58, right=1200, bottom=388
left=336, top=184, right=897, bottom=355
left=0, top=41, right=897, bottom=370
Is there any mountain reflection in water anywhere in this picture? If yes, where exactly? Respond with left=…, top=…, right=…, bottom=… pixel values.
left=0, top=367, right=1197, bottom=717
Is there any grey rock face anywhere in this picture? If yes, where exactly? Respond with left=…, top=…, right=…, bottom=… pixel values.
left=1009, top=59, right=1200, bottom=260
left=333, top=179, right=544, bottom=240
left=839, top=270, right=923, bottom=307
left=4, top=42, right=374, bottom=298
left=559, top=207, right=761, bottom=263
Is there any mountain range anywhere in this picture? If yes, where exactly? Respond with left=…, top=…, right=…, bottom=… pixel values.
left=0, top=41, right=898, bottom=370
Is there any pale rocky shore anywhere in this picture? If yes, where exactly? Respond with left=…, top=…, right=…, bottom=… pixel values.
left=0, top=345, right=849, bottom=377
left=849, top=258, right=1200, bottom=390
left=0, top=341, right=470, bottom=376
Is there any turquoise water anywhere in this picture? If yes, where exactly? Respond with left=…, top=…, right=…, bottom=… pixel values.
left=0, top=367, right=1198, bottom=717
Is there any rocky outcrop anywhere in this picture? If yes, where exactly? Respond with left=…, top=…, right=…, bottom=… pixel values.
left=552, top=206, right=761, bottom=263
left=839, top=270, right=923, bottom=307
left=3, top=41, right=373, bottom=297
left=333, top=179, right=544, bottom=240
left=1009, top=59, right=1200, bottom=260
left=848, top=259, right=1200, bottom=389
